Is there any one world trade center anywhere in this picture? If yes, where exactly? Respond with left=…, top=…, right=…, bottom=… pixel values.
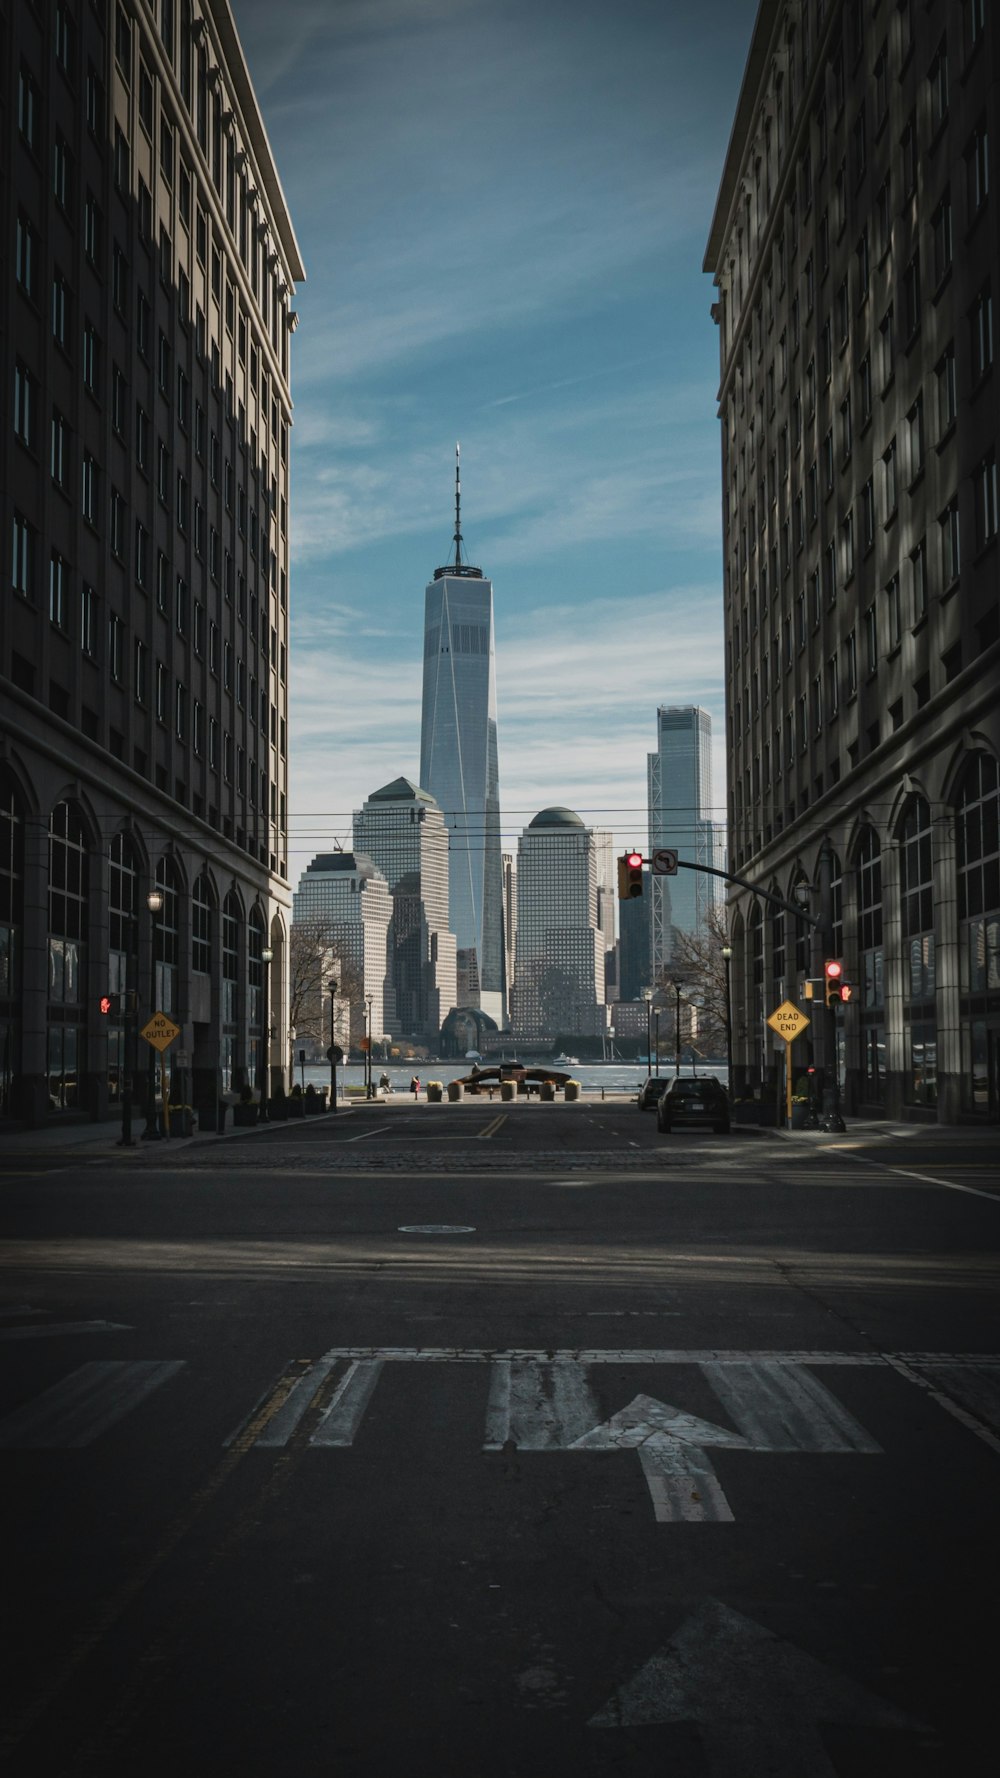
left=419, top=449, right=505, bottom=1026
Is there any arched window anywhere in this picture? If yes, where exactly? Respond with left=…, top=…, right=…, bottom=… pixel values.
left=899, top=796, right=935, bottom=1105
left=248, top=906, right=265, bottom=1090
left=48, top=801, right=89, bottom=1109
left=856, top=827, right=884, bottom=1102
left=0, top=776, right=25, bottom=1115
left=192, top=873, right=213, bottom=975
left=771, top=893, right=785, bottom=996
left=154, top=856, right=181, bottom=1015
left=791, top=872, right=810, bottom=974
left=957, top=753, right=1000, bottom=1112
left=222, top=891, right=241, bottom=1090
left=108, top=832, right=139, bottom=1104
left=749, top=901, right=764, bottom=1071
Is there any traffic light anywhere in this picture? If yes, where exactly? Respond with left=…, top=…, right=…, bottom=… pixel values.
left=99, top=993, right=121, bottom=1016
left=617, top=851, right=644, bottom=900
left=824, top=960, right=848, bottom=1007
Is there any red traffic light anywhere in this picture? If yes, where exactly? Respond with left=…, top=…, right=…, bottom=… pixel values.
left=824, top=959, right=843, bottom=981
left=626, top=851, right=643, bottom=869
left=99, top=994, right=113, bottom=1015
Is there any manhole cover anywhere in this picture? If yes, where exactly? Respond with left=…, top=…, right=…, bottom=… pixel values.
left=397, top=1224, right=476, bottom=1234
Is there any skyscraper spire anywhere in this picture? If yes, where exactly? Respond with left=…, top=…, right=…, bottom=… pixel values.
left=453, top=442, right=462, bottom=568
left=434, top=443, right=482, bottom=580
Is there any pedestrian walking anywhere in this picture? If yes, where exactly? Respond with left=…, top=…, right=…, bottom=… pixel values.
left=410, top=1075, right=420, bottom=1099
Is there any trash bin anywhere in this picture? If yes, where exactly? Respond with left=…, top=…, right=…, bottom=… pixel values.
left=564, top=1080, right=580, bottom=1102
left=446, top=1080, right=463, bottom=1102
left=500, top=1081, right=515, bottom=1102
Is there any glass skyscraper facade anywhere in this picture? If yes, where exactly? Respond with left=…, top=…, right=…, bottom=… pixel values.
left=647, top=706, right=720, bottom=978
left=353, top=778, right=457, bottom=1041
left=511, top=807, right=606, bottom=1041
left=418, top=475, right=505, bottom=1025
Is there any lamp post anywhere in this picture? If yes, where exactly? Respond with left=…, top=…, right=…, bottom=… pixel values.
left=260, top=945, right=273, bottom=1120
left=328, top=978, right=338, bottom=1114
left=653, top=1010, right=660, bottom=1070
left=721, top=943, right=733, bottom=1094
left=365, top=995, right=374, bottom=1098
left=288, top=1025, right=296, bottom=1093
left=671, top=978, right=683, bottom=1077
left=642, top=987, right=652, bottom=1077
left=143, top=887, right=163, bottom=1138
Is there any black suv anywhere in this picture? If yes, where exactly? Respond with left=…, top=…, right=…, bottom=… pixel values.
left=638, top=1076, right=672, bottom=1111
left=656, top=1076, right=731, bottom=1134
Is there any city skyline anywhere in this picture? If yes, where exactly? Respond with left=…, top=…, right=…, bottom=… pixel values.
left=229, top=0, right=753, bottom=871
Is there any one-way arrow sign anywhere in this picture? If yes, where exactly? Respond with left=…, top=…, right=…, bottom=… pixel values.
left=589, top=1599, right=928, bottom=1774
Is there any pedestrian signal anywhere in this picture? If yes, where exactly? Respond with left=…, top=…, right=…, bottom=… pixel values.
left=617, top=852, right=644, bottom=900
left=99, top=993, right=120, bottom=1016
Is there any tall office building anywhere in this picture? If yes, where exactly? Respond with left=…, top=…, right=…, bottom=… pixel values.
left=502, top=851, right=517, bottom=1000
left=419, top=449, right=505, bottom=1025
left=618, top=890, right=652, bottom=1004
left=593, top=828, right=617, bottom=995
left=2, top=0, right=302, bottom=1125
left=353, top=777, right=457, bottom=1041
left=705, top=0, right=999, bottom=1122
left=292, top=853, right=394, bottom=1046
left=647, top=706, right=719, bottom=978
left=511, top=807, right=606, bottom=1042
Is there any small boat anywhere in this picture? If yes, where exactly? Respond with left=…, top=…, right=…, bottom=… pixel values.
left=553, top=1053, right=578, bottom=1066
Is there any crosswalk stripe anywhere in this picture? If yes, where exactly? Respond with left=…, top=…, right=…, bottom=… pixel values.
left=310, top=1359, right=383, bottom=1445
left=484, top=1359, right=601, bottom=1449
left=702, top=1360, right=882, bottom=1452
left=0, top=1360, right=184, bottom=1449
left=245, top=1355, right=343, bottom=1448
left=638, top=1442, right=735, bottom=1523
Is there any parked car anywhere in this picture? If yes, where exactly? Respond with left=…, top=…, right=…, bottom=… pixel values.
left=637, top=1076, right=672, bottom=1111
left=656, top=1076, right=731, bottom=1134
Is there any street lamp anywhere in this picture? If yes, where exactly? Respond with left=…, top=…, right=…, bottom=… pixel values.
left=143, top=887, right=163, bottom=1139
left=365, top=995, right=374, bottom=1098
left=642, top=987, right=652, bottom=1078
left=670, top=978, right=684, bottom=1077
left=288, top=1025, right=296, bottom=1093
left=653, top=1010, right=660, bottom=1070
left=330, top=981, right=341, bottom=1116
left=260, top=945, right=273, bottom=1121
left=328, top=978, right=339, bottom=1114
left=721, top=943, right=733, bottom=1093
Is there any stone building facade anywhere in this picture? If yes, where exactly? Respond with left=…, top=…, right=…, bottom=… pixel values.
left=2, top=0, right=302, bottom=1126
left=705, top=0, right=999, bottom=1120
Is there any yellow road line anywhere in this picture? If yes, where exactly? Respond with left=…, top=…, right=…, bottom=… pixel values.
left=477, top=1114, right=507, bottom=1140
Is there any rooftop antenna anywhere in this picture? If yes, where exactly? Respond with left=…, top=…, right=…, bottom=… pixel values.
left=433, top=442, right=483, bottom=580
left=453, top=442, right=463, bottom=568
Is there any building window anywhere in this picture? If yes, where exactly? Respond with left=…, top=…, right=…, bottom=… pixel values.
left=192, top=873, right=212, bottom=973
left=932, top=192, right=953, bottom=288
left=52, top=273, right=70, bottom=348
left=911, top=537, right=927, bottom=621
left=80, top=583, right=97, bottom=656
left=156, top=661, right=167, bottom=722
left=929, top=38, right=949, bottom=136
left=857, top=825, right=884, bottom=1018
left=81, top=454, right=99, bottom=527
left=936, top=344, right=957, bottom=435
left=885, top=575, right=902, bottom=651
left=862, top=476, right=875, bottom=549
left=16, top=212, right=38, bottom=300
left=883, top=438, right=897, bottom=517
left=108, top=613, right=123, bottom=681
left=49, top=552, right=68, bottom=628
left=971, top=284, right=993, bottom=383
left=82, top=323, right=99, bottom=393
left=903, top=253, right=921, bottom=340
left=906, top=395, right=924, bottom=484
left=974, top=454, right=998, bottom=551
left=47, top=801, right=89, bottom=1109
left=965, top=121, right=989, bottom=217
left=845, top=630, right=858, bottom=697
left=879, top=306, right=895, bottom=389
left=940, top=497, right=961, bottom=586
left=899, top=795, right=936, bottom=1104
left=134, top=638, right=148, bottom=705
left=875, top=176, right=891, bottom=260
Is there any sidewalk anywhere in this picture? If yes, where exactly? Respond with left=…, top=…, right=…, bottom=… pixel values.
left=0, top=1106, right=352, bottom=1159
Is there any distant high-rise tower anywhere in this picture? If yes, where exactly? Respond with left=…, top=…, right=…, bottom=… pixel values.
left=647, top=706, right=718, bottom=980
left=419, top=448, right=505, bottom=1024
left=511, top=807, right=606, bottom=1042
left=353, top=778, right=457, bottom=1041
left=292, top=853, right=394, bottom=1046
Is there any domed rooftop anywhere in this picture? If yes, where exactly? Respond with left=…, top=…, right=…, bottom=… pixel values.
left=528, top=806, right=584, bottom=830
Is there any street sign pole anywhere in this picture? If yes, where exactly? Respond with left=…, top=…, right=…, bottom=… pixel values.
left=766, top=1001, right=811, bottom=1127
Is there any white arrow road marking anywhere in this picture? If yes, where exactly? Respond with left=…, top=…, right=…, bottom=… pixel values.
left=0, top=1360, right=184, bottom=1448
left=569, top=1393, right=750, bottom=1522
left=589, top=1598, right=928, bottom=1773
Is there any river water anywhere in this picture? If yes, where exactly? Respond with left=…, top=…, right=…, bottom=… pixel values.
left=292, top=1059, right=730, bottom=1098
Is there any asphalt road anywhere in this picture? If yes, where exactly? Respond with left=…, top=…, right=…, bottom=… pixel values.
left=1, top=1102, right=999, bottom=1775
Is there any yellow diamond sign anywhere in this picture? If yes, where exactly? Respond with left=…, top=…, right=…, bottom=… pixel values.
left=140, top=1011, right=181, bottom=1052
left=767, top=999, right=810, bottom=1043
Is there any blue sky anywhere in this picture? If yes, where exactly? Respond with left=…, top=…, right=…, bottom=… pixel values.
left=234, top=0, right=753, bottom=879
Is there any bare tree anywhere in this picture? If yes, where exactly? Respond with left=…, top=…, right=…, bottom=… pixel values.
left=658, top=903, right=730, bottom=1058
left=288, top=922, right=363, bottom=1049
